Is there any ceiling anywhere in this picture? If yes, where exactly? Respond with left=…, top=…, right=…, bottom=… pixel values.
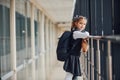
left=35, top=0, right=75, bottom=27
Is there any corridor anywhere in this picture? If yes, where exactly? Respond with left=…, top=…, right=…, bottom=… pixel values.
left=0, top=0, right=120, bottom=80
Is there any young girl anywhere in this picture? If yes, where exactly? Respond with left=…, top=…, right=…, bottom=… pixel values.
left=63, top=16, right=89, bottom=80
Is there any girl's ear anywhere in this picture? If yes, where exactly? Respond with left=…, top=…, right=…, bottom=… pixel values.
left=74, top=22, right=78, bottom=26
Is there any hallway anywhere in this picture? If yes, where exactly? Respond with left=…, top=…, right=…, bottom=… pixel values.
left=0, top=0, right=120, bottom=80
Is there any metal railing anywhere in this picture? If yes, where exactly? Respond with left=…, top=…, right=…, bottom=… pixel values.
left=82, top=35, right=120, bottom=80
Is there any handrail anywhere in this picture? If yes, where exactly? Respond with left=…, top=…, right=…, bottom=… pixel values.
left=102, top=35, right=120, bottom=42
left=83, top=35, right=120, bottom=80
left=89, top=35, right=120, bottom=42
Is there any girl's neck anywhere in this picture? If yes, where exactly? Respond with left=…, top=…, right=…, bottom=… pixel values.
left=76, top=28, right=83, bottom=31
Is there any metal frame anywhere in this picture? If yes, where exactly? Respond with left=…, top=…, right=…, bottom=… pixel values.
left=82, top=35, right=120, bottom=80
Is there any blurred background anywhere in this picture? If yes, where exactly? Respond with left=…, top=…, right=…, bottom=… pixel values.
left=0, top=0, right=120, bottom=80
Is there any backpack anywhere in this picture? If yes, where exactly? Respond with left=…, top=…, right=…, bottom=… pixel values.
left=56, top=31, right=72, bottom=61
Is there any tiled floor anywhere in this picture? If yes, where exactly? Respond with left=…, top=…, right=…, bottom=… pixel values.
left=49, top=61, right=83, bottom=80
left=50, top=62, right=66, bottom=80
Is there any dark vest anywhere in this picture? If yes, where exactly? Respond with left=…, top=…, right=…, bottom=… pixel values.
left=69, top=30, right=82, bottom=56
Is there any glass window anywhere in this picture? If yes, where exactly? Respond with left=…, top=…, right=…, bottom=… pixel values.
left=34, top=8, right=39, bottom=55
left=15, top=0, right=26, bottom=66
left=0, top=3, right=11, bottom=77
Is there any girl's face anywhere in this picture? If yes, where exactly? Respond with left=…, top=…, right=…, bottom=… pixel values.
left=75, top=19, right=87, bottom=31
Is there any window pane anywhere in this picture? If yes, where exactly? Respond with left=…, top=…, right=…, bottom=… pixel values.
left=0, top=1, right=11, bottom=77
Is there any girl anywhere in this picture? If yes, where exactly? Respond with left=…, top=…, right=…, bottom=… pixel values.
left=63, top=16, right=89, bottom=80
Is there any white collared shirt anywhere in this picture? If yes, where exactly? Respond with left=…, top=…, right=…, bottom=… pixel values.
left=73, top=30, right=89, bottom=39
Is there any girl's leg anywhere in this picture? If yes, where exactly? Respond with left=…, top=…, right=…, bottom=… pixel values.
left=65, top=72, right=73, bottom=80
left=72, top=76, right=83, bottom=80
left=72, top=75, right=78, bottom=80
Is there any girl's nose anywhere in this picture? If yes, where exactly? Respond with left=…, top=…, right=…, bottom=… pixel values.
left=81, top=25, right=84, bottom=27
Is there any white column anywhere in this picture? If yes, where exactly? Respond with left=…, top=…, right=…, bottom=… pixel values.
left=39, top=12, right=46, bottom=80
left=52, top=24, right=57, bottom=62
left=49, top=22, right=52, bottom=72
left=37, top=10, right=41, bottom=80
left=53, top=24, right=57, bottom=62
left=49, top=22, right=51, bottom=61
left=30, top=3, right=35, bottom=80
left=10, top=0, right=17, bottom=80
left=45, top=18, right=50, bottom=79
left=50, top=22, right=54, bottom=67
left=24, top=1, right=29, bottom=80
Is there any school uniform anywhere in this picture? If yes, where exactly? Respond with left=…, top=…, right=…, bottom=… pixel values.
left=63, top=29, right=89, bottom=79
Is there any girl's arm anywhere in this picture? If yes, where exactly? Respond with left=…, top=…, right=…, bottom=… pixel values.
left=73, top=31, right=89, bottom=39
